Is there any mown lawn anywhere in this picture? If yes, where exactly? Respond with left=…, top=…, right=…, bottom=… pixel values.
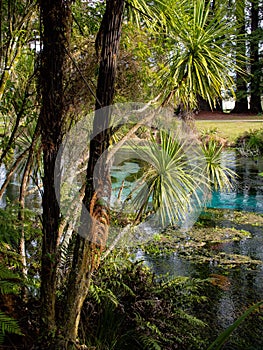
left=195, top=121, right=263, bottom=142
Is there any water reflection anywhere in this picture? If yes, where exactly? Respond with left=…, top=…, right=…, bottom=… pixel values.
left=0, top=164, right=41, bottom=211
left=208, top=151, right=263, bottom=213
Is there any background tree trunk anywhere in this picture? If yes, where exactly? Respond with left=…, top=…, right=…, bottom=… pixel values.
left=250, top=0, right=262, bottom=113
left=38, top=0, right=72, bottom=340
left=232, top=0, right=248, bottom=113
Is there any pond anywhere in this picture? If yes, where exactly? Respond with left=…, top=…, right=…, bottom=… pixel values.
left=111, top=150, right=263, bottom=214
left=1, top=151, right=263, bottom=348
left=123, top=151, right=263, bottom=349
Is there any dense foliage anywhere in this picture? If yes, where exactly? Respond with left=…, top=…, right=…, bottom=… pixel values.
left=0, top=0, right=262, bottom=348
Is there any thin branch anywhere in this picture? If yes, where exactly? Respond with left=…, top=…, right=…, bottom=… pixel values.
left=107, top=95, right=161, bottom=163
left=65, top=47, right=101, bottom=108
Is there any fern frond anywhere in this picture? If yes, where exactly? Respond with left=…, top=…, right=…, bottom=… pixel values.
left=0, top=264, right=20, bottom=295
left=138, top=333, right=161, bottom=350
left=0, top=311, right=22, bottom=344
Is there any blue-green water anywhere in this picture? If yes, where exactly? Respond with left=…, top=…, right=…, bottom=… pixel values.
left=1, top=152, right=263, bottom=348
left=111, top=151, right=263, bottom=214
left=207, top=152, right=263, bottom=213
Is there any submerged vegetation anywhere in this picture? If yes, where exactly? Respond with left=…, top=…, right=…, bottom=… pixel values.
left=139, top=208, right=263, bottom=268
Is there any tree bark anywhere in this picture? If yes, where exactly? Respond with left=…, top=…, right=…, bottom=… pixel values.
left=38, top=0, right=72, bottom=339
left=61, top=0, right=125, bottom=345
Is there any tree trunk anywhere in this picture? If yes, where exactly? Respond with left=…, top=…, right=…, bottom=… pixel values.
left=18, top=120, right=40, bottom=285
left=232, top=0, right=248, bottom=113
left=38, top=0, right=72, bottom=340
left=61, top=0, right=125, bottom=345
left=250, top=0, right=262, bottom=113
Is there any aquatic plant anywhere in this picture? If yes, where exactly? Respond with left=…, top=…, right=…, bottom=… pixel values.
left=236, top=128, right=263, bottom=156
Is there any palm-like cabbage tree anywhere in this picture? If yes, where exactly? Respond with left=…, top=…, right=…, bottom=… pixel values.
left=129, top=129, right=206, bottom=227
left=124, top=130, right=236, bottom=231
left=158, top=0, right=243, bottom=114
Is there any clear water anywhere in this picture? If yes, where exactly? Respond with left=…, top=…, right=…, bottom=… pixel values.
left=124, top=152, right=263, bottom=348
left=207, top=151, right=263, bottom=213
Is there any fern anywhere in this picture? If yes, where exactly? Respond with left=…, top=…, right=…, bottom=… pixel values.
left=0, top=264, right=20, bottom=295
left=0, top=263, right=22, bottom=344
left=0, top=311, right=23, bottom=343
left=138, top=333, right=162, bottom=350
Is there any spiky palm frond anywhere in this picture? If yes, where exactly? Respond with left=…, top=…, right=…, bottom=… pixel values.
left=126, top=0, right=168, bottom=29
left=128, top=129, right=207, bottom=226
left=158, top=0, right=244, bottom=109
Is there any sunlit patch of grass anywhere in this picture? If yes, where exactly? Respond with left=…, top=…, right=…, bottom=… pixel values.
left=196, top=121, right=263, bottom=142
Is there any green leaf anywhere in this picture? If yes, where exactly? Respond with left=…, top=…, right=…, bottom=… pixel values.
left=207, top=301, right=263, bottom=350
left=0, top=311, right=22, bottom=344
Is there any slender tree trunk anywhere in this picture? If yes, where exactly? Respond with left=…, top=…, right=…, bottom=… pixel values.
left=232, top=0, right=248, bottom=113
left=38, top=0, right=72, bottom=340
left=18, top=120, right=40, bottom=283
left=0, top=90, right=29, bottom=165
left=61, top=0, right=125, bottom=346
left=250, top=0, right=262, bottom=113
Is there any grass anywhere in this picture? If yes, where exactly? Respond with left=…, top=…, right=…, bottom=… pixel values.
left=195, top=121, right=263, bottom=142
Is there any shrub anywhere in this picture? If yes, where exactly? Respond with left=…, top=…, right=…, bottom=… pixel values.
left=236, top=128, right=263, bottom=156
left=79, top=252, right=209, bottom=350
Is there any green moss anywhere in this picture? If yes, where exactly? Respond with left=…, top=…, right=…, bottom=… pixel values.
left=139, top=209, right=263, bottom=269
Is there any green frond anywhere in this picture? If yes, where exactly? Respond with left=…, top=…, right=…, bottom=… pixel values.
left=0, top=311, right=22, bottom=344
left=127, top=129, right=207, bottom=226
left=207, top=301, right=263, bottom=350
left=138, top=333, right=162, bottom=350
left=0, top=264, right=20, bottom=295
left=158, top=0, right=244, bottom=109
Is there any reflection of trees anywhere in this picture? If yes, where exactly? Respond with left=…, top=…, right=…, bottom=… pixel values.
left=236, top=155, right=263, bottom=197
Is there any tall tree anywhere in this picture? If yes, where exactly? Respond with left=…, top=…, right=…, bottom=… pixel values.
left=38, top=0, right=72, bottom=340
left=250, top=0, right=262, bottom=113
left=158, top=0, right=240, bottom=116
